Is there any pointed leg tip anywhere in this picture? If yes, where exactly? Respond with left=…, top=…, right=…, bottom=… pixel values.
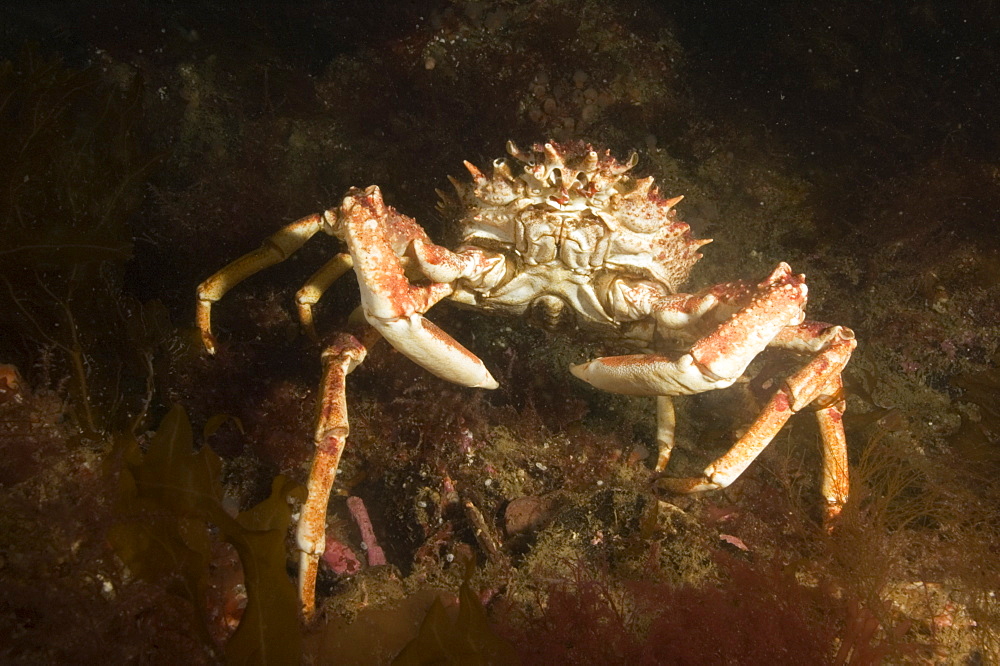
left=469, top=365, right=500, bottom=390
left=823, top=502, right=846, bottom=532
left=203, top=337, right=217, bottom=355
left=658, top=476, right=722, bottom=494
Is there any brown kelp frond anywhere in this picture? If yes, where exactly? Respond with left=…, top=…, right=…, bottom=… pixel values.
left=111, top=404, right=306, bottom=662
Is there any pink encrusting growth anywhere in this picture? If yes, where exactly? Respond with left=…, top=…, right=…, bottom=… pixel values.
left=321, top=537, right=361, bottom=575
left=348, top=496, right=386, bottom=567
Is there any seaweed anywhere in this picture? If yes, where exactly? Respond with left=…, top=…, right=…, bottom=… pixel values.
left=0, top=45, right=159, bottom=434
left=497, top=554, right=840, bottom=664
left=392, top=576, right=518, bottom=666
left=951, top=359, right=1000, bottom=462
left=496, top=551, right=934, bottom=665
left=111, top=404, right=305, bottom=665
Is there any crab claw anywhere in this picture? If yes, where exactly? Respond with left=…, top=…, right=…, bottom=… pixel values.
left=570, top=264, right=808, bottom=396
left=689, top=262, right=807, bottom=381
left=337, top=186, right=499, bottom=390
left=370, top=312, right=499, bottom=389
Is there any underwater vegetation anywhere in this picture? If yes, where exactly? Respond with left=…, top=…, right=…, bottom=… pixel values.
left=951, top=359, right=1000, bottom=462
left=495, top=554, right=917, bottom=665
left=111, top=404, right=304, bottom=663
left=393, top=575, right=519, bottom=665
left=0, top=45, right=161, bottom=435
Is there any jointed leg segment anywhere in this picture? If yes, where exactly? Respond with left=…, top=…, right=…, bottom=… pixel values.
left=296, top=253, right=355, bottom=341
left=196, top=190, right=504, bottom=620
left=572, top=264, right=856, bottom=526
left=815, top=374, right=849, bottom=519
left=658, top=327, right=855, bottom=524
left=296, top=332, right=368, bottom=621
left=196, top=213, right=333, bottom=353
left=655, top=395, right=677, bottom=472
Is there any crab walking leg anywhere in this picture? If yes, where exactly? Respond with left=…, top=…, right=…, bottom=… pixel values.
left=655, top=395, right=677, bottom=472
left=659, top=336, right=855, bottom=512
left=295, top=253, right=355, bottom=341
left=770, top=322, right=856, bottom=522
left=297, top=333, right=367, bottom=620
left=335, top=186, right=499, bottom=389
left=196, top=213, right=330, bottom=353
left=816, top=375, right=850, bottom=522
left=659, top=389, right=797, bottom=495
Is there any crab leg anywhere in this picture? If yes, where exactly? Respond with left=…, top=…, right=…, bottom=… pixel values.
left=573, top=264, right=856, bottom=522
left=297, top=332, right=367, bottom=621
left=659, top=331, right=855, bottom=523
left=769, top=322, right=855, bottom=520
left=335, top=186, right=499, bottom=389
left=816, top=374, right=850, bottom=521
left=295, top=253, right=355, bottom=341
left=573, top=264, right=808, bottom=470
left=655, top=395, right=677, bottom=472
left=196, top=213, right=333, bottom=353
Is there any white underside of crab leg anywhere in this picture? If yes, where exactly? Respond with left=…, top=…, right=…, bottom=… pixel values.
left=365, top=311, right=499, bottom=389
left=570, top=352, right=734, bottom=396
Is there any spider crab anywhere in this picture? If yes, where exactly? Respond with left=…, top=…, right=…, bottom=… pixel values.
left=196, top=141, right=856, bottom=619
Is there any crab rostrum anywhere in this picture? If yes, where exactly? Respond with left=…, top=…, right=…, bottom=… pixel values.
left=197, top=141, right=856, bottom=619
